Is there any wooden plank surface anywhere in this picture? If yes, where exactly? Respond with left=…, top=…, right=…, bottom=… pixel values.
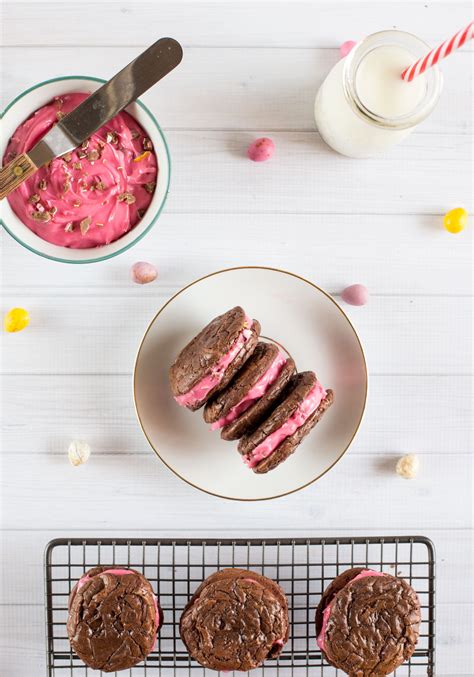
left=2, top=374, right=470, bottom=456
left=2, top=213, right=472, bottom=296
left=3, top=1, right=473, bottom=48
left=1, top=294, right=471, bottom=374
left=0, top=1, right=472, bottom=674
left=2, top=47, right=473, bottom=135
left=1, top=452, right=472, bottom=530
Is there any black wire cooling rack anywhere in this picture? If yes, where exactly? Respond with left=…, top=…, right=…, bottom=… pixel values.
left=44, top=536, right=435, bottom=676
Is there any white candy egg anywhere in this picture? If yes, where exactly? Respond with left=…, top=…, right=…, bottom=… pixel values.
left=396, top=454, right=420, bottom=479
left=68, top=440, right=91, bottom=466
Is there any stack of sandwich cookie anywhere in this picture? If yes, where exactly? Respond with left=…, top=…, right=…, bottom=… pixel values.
left=170, top=306, right=334, bottom=472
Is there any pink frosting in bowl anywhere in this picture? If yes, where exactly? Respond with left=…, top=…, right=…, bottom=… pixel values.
left=4, top=93, right=157, bottom=249
left=1, top=76, right=170, bottom=263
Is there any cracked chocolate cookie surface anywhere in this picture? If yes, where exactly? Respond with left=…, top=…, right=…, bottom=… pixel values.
left=316, top=568, right=420, bottom=676
left=67, top=566, right=160, bottom=673
left=180, top=568, right=289, bottom=671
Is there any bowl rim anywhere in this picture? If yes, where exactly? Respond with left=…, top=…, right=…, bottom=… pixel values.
left=1, top=74, right=171, bottom=264
left=133, top=265, right=369, bottom=501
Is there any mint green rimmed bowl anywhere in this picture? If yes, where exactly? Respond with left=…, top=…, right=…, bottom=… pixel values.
left=0, top=76, right=171, bottom=263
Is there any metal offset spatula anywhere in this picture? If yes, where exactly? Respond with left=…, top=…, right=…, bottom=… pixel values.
left=0, top=37, right=183, bottom=200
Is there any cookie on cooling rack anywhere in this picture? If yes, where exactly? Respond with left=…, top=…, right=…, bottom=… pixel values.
left=316, top=568, right=421, bottom=675
left=67, top=566, right=162, bottom=672
left=180, top=568, right=289, bottom=671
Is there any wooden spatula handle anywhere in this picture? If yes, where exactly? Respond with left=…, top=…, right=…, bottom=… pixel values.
left=0, top=153, right=38, bottom=200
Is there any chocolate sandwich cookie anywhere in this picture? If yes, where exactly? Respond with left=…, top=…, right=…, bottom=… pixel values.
left=180, top=568, right=289, bottom=671
left=169, top=306, right=260, bottom=411
left=204, top=341, right=296, bottom=440
left=67, top=566, right=161, bottom=673
left=316, top=568, right=421, bottom=676
left=238, top=371, right=334, bottom=473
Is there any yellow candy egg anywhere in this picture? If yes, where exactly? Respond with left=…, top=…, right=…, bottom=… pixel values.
left=4, top=307, right=30, bottom=333
left=443, top=207, right=468, bottom=234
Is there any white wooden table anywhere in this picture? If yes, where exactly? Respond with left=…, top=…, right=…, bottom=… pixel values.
left=1, top=2, right=472, bottom=675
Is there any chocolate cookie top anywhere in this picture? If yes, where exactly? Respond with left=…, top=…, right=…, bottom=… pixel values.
left=180, top=568, right=289, bottom=672
left=315, top=567, right=366, bottom=634
left=316, top=569, right=421, bottom=676
left=67, top=566, right=160, bottom=673
left=169, top=306, right=260, bottom=410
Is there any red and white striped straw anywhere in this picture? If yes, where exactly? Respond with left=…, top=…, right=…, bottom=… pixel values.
left=401, top=20, right=474, bottom=82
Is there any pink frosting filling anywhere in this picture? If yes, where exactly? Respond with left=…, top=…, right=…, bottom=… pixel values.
left=317, top=569, right=386, bottom=656
left=175, top=317, right=253, bottom=407
left=211, top=350, right=287, bottom=430
left=244, top=381, right=327, bottom=468
left=76, top=568, right=161, bottom=645
left=4, top=93, right=157, bottom=249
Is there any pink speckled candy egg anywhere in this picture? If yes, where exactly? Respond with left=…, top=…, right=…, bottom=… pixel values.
left=131, top=261, right=158, bottom=285
left=340, top=40, right=357, bottom=58
left=341, top=284, right=369, bottom=306
left=247, top=137, right=275, bottom=162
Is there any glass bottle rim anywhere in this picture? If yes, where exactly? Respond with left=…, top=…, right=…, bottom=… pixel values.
left=343, top=29, right=443, bottom=130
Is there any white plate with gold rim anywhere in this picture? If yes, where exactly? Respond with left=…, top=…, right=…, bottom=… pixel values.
left=133, top=267, right=367, bottom=501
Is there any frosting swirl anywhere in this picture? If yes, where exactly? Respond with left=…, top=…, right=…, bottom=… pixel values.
left=4, top=92, right=158, bottom=248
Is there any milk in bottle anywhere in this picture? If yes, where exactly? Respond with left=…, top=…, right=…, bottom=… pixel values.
left=314, top=30, right=443, bottom=157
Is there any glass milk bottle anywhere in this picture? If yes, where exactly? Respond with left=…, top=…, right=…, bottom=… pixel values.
left=314, top=30, right=443, bottom=157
